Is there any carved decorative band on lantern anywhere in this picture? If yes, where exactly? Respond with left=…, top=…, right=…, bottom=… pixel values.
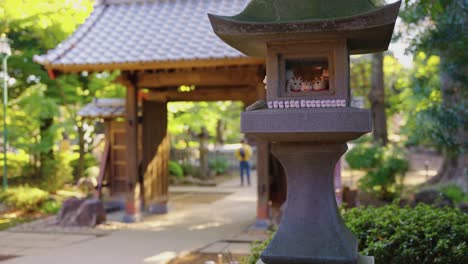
left=268, top=99, right=346, bottom=109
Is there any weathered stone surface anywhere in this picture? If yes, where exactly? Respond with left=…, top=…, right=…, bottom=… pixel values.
left=257, top=254, right=374, bottom=264
left=260, top=143, right=358, bottom=264
left=413, top=190, right=453, bottom=208
left=56, top=198, right=85, bottom=225
left=56, top=198, right=106, bottom=227
left=246, top=100, right=268, bottom=111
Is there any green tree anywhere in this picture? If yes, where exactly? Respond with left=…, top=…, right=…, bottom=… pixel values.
left=0, top=1, right=124, bottom=185
left=168, top=101, right=244, bottom=148
left=400, top=0, right=467, bottom=185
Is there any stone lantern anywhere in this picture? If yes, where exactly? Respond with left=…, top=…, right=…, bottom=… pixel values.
left=210, top=1, right=401, bottom=264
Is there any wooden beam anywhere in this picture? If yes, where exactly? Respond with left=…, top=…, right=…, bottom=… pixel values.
left=138, top=67, right=262, bottom=88
left=146, top=86, right=257, bottom=102
left=44, top=57, right=265, bottom=73
left=120, top=72, right=141, bottom=222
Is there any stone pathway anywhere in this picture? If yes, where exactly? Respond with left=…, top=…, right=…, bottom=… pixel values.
left=6, top=216, right=110, bottom=236
left=1, top=174, right=261, bottom=264
left=0, top=232, right=96, bottom=257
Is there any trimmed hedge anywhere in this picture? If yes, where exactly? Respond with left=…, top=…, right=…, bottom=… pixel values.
left=247, top=204, right=468, bottom=264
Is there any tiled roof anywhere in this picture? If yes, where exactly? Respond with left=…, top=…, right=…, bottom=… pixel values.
left=78, top=98, right=125, bottom=119
left=34, top=0, right=252, bottom=70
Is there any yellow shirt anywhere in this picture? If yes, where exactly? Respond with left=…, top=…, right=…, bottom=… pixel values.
left=235, top=143, right=252, bottom=161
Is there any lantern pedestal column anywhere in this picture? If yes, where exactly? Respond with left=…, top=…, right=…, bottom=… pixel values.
left=261, top=142, right=357, bottom=264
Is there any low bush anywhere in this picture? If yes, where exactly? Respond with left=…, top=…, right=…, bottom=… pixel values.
left=439, top=184, right=468, bottom=204
left=346, top=144, right=409, bottom=200
left=0, top=186, right=49, bottom=212
left=181, top=162, right=199, bottom=177
left=70, top=153, right=98, bottom=179
left=169, top=161, right=184, bottom=179
left=245, top=205, right=468, bottom=264
left=39, top=153, right=73, bottom=192
left=40, top=199, right=61, bottom=214
left=344, top=204, right=467, bottom=264
left=0, top=151, right=30, bottom=178
left=208, top=156, right=229, bottom=175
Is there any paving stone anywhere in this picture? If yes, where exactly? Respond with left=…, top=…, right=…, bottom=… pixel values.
left=0, top=247, right=25, bottom=255
left=5, top=233, right=61, bottom=241
left=7, top=238, right=70, bottom=248
left=56, top=234, right=94, bottom=243
left=199, top=242, right=229, bottom=254
left=0, top=231, right=11, bottom=238
left=16, top=248, right=51, bottom=256
left=224, top=242, right=251, bottom=255
left=229, top=233, right=269, bottom=242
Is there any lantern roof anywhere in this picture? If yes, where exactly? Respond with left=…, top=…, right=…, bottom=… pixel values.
left=209, top=0, right=401, bottom=56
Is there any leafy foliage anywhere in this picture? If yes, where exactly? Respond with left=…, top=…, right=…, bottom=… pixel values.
left=346, top=143, right=409, bottom=200
left=40, top=199, right=61, bottom=214
left=0, top=186, right=48, bottom=212
left=344, top=204, right=468, bottom=264
left=168, top=101, right=244, bottom=148
left=180, top=162, right=199, bottom=178
left=400, top=0, right=466, bottom=181
left=0, top=151, right=29, bottom=178
left=439, top=184, right=468, bottom=205
left=168, top=161, right=184, bottom=179
left=246, top=205, right=468, bottom=264
left=208, top=156, right=229, bottom=175
left=38, top=153, right=73, bottom=192
left=399, top=53, right=465, bottom=158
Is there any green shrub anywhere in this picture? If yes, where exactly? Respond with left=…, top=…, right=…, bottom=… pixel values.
left=439, top=184, right=468, bottom=204
left=0, top=186, right=49, bottom=212
left=169, top=161, right=184, bottom=179
left=346, top=144, right=409, bottom=200
left=346, top=143, right=383, bottom=170
left=70, top=153, right=98, bottom=179
left=40, top=199, right=61, bottom=214
left=344, top=204, right=467, bottom=264
left=246, top=230, right=275, bottom=264
left=208, top=156, right=229, bottom=175
left=39, top=153, right=73, bottom=192
left=246, top=205, right=468, bottom=264
left=0, top=151, right=30, bottom=178
left=181, top=162, right=199, bottom=177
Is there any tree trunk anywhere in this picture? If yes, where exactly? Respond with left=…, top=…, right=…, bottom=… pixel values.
left=215, top=119, right=225, bottom=147
left=77, top=120, right=85, bottom=181
left=198, top=126, right=209, bottom=179
left=368, top=53, right=388, bottom=145
left=39, top=118, right=54, bottom=178
left=430, top=55, right=466, bottom=189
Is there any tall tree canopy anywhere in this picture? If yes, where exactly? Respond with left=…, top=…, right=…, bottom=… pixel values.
left=400, top=0, right=467, bottom=185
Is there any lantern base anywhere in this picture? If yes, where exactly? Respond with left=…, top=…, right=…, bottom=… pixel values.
left=257, top=255, right=374, bottom=264
left=260, top=143, right=357, bottom=264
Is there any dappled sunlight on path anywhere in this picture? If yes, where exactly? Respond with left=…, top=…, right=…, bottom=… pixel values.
left=3, top=173, right=258, bottom=264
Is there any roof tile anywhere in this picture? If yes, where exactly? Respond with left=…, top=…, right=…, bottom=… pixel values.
left=35, top=0, right=251, bottom=68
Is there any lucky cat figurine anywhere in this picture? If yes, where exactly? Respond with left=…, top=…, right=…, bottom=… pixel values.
left=312, top=77, right=327, bottom=91
left=301, top=81, right=313, bottom=92
left=287, top=76, right=302, bottom=92
left=321, top=69, right=329, bottom=81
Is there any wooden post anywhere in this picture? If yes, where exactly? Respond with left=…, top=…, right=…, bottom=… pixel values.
left=142, top=99, right=169, bottom=214
left=121, top=72, right=141, bottom=222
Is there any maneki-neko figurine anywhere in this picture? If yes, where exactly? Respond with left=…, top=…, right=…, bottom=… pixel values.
left=210, top=0, right=401, bottom=263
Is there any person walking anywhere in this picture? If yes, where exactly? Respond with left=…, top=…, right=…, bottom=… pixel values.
left=235, top=139, right=252, bottom=186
